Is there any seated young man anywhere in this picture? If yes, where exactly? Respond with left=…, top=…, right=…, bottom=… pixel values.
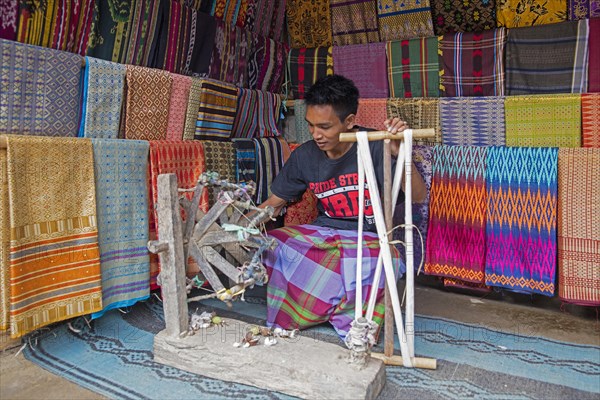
left=260, top=75, right=427, bottom=339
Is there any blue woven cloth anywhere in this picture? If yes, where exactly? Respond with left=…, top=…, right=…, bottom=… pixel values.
left=441, top=97, right=505, bottom=146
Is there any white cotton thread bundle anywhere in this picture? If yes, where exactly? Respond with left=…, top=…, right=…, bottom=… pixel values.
left=344, top=317, right=379, bottom=368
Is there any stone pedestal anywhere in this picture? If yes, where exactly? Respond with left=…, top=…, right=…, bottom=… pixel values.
left=153, top=318, right=386, bottom=400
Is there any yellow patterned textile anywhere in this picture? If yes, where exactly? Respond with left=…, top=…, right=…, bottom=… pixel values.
left=330, top=0, right=379, bottom=45
left=0, top=150, right=8, bottom=331
left=497, top=0, right=567, bottom=28
left=5, top=136, right=103, bottom=338
left=505, top=94, right=581, bottom=147
left=125, top=66, right=173, bottom=140
left=286, top=0, right=332, bottom=48
left=386, top=98, right=442, bottom=145
left=183, top=77, right=205, bottom=140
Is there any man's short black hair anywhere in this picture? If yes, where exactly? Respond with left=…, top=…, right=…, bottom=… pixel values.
left=304, top=74, right=359, bottom=122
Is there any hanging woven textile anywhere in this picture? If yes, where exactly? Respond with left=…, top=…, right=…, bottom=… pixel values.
left=505, top=20, right=589, bottom=95
left=485, top=146, right=558, bottom=296
left=211, top=0, right=249, bottom=28
left=439, top=28, right=506, bottom=97
left=1, top=0, right=18, bottom=40
left=185, top=11, right=217, bottom=76
left=333, top=43, right=389, bottom=98
left=440, top=97, right=505, bottom=146
left=247, top=34, right=288, bottom=93
left=377, top=0, right=434, bottom=41
left=124, top=0, right=161, bottom=66
left=425, top=146, right=488, bottom=287
left=80, top=57, right=126, bottom=139
left=183, top=77, right=204, bottom=140
left=557, top=148, right=600, bottom=306
left=355, top=99, right=388, bottom=131
left=245, top=0, right=286, bottom=42
left=148, top=140, right=209, bottom=289
left=292, top=100, right=312, bottom=144
left=15, top=0, right=95, bottom=55
left=125, top=65, right=172, bottom=140
left=0, top=149, right=9, bottom=331
left=194, top=79, right=238, bottom=141
left=286, top=0, right=332, bottom=48
left=386, top=37, right=439, bottom=98
left=430, top=0, right=496, bottom=35
left=201, top=140, right=237, bottom=206
left=208, top=20, right=250, bottom=87
left=231, top=89, right=281, bottom=138
left=497, top=0, right=567, bottom=28
left=0, top=39, right=82, bottom=137
left=586, top=17, right=599, bottom=92
left=386, top=98, right=442, bottom=145
left=568, top=0, right=600, bottom=18
left=254, top=137, right=285, bottom=204
left=283, top=143, right=319, bottom=226
left=582, top=93, right=600, bottom=147
left=289, top=47, right=334, bottom=99
left=5, top=136, right=103, bottom=338
left=233, top=138, right=257, bottom=188
left=330, top=0, right=379, bottom=45
left=90, top=139, right=150, bottom=319
left=166, top=74, right=193, bottom=140
left=86, top=0, right=134, bottom=63
left=505, top=94, right=581, bottom=147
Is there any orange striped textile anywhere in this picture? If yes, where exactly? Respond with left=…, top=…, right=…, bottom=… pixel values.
left=4, top=136, right=102, bottom=338
left=557, top=148, right=600, bottom=306
left=582, top=93, right=600, bottom=148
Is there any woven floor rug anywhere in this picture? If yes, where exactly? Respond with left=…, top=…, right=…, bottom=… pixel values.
left=23, top=294, right=600, bottom=399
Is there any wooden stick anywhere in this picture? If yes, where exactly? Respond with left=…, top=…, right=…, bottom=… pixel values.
left=371, top=353, right=437, bottom=370
left=339, top=128, right=435, bottom=142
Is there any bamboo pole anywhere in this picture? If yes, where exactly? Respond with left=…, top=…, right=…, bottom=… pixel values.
left=339, top=128, right=435, bottom=142
left=371, top=353, right=437, bottom=370
left=383, top=139, right=394, bottom=358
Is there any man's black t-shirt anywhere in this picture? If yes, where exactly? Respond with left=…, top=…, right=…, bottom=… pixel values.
left=271, top=138, right=403, bottom=232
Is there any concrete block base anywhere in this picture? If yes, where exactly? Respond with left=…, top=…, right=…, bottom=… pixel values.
left=153, top=318, right=386, bottom=399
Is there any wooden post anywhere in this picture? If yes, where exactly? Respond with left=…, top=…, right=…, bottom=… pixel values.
left=152, top=174, right=189, bottom=337
left=383, top=140, right=394, bottom=358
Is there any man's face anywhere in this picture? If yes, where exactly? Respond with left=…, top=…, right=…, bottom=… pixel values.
left=305, top=104, right=355, bottom=153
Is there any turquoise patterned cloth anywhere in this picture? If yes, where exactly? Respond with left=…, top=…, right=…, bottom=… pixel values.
left=80, top=57, right=126, bottom=138
left=90, top=139, right=151, bottom=319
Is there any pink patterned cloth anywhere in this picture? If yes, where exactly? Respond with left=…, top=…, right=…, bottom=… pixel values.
left=166, top=74, right=192, bottom=140
left=332, top=43, right=389, bottom=98
left=355, top=99, right=388, bottom=131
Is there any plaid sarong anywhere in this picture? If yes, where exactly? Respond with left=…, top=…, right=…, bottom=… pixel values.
left=90, top=139, right=150, bottom=319
left=582, top=93, right=600, bottom=148
left=16, top=0, right=94, bottom=55
left=439, top=29, right=506, bottom=97
left=505, top=20, right=589, bottom=95
left=254, top=137, right=285, bottom=204
left=333, top=43, right=389, bottom=98
left=505, top=94, right=581, bottom=147
left=194, top=79, right=238, bottom=141
left=264, top=224, right=403, bottom=338
left=386, top=98, right=442, bottom=145
left=485, top=147, right=558, bottom=296
left=330, top=0, right=379, bottom=45
left=80, top=57, right=126, bottom=139
left=125, top=65, right=172, bottom=140
left=569, top=0, right=600, bottom=18
left=289, top=47, right=334, bottom=99
left=286, top=0, right=332, bottom=48
left=557, top=148, right=600, bottom=306
left=166, top=74, right=193, bottom=140
left=431, top=0, right=496, bottom=35
left=425, top=146, right=488, bottom=286
left=377, top=0, right=434, bottom=41
left=355, top=99, right=388, bottom=131
left=5, top=136, right=103, bottom=338
left=441, top=97, right=505, bottom=146
left=386, top=37, right=439, bottom=98
left=497, top=0, right=567, bottom=28
left=587, top=18, right=600, bottom=92
left=1, top=39, right=82, bottom=137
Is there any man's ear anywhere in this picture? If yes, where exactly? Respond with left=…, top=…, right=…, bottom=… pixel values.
left=344, top=114, right=356, bottom=130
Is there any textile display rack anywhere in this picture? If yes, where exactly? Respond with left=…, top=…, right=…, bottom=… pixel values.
left=339, top=128, right=437, bottom=370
